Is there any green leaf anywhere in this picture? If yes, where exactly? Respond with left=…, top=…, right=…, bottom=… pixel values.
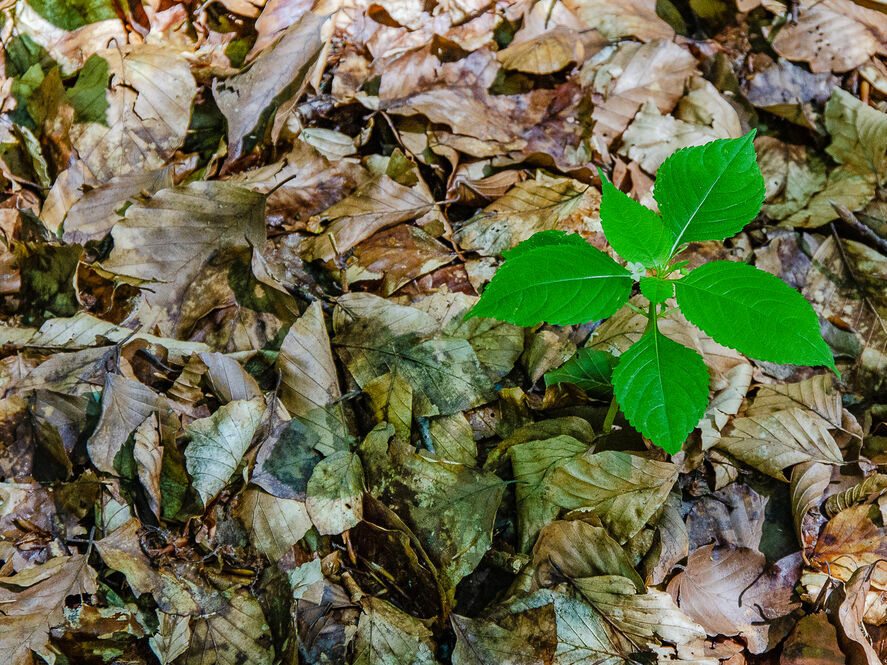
left=502, top=228, right=589, bottom=259
left=468, top=241, right=633, bottom=326
left=66, top=54, right=110, bottom=124
left=639, top=276, right=674, bottom=304
left=598, top=169, right=673, bottom=266
left=611, top=326, right=710, bottom=453
left=184, top=398, right=265, bottom=507
left=654, top=131, right=765, bottom=253
left=544, top=348, right=617, bottom=397
left=674, top=260, right=835, bottom=369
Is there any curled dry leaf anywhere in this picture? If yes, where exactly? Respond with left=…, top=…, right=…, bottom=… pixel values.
left=304, top=175, right=435, bottom=263
left=563, top=0, right=675, bottom=41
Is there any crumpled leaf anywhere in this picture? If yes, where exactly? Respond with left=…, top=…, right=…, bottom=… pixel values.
left=581, top=39, right=697, bottom=150
left=0, top=554, right=97, bottom=665
left=184, top=397, right=265, bottom=508
left=87, top=374, right=177, bottom=475
left=334, top=294, right=494, bottom=417
left=304, top=175, right=435, bottom=263
left=450, top=613, right=549, bottom=665
left=549, top=450, right=678, bottom=543
left=214, top=10, right=327, bottom=163
left=100, top=181, right=267, bottom=337
left=532, top=520, right=644, bottom=591
left=70, top=44, right=197, bottom=181
left=453, top=172, right=603, bottom=256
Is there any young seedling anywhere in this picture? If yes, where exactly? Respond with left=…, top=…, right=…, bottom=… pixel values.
left=467, top=132, right=835, bottom=454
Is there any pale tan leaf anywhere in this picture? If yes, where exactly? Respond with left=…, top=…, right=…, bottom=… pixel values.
left=582, top=40, right=697, bottom=148
left=133, top=414, right=163, bottom=519
left=772, top=0, right=887, bottom=73
left=235, top=487, right=311, bottom=559
left=564, top=0, right=675, bottom=41
left=61, top=167, right=174, bottom=244
left=572, top=575, right=707, bottom=646
left=619, top=102, right=723, bottom=173
left=825, top=88, right=887, bottom=181
left=184, top=398, right=265, bottom=507
left=199, top=352, right=262, bottom=404
left=0, top=312, right=210, bottom=363
left=549, top=450, right=679, bottom=543
left=70, top=45, right=197, bottom=181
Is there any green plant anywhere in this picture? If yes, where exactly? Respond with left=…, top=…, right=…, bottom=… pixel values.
left=467, top=132, right=835, bottom=454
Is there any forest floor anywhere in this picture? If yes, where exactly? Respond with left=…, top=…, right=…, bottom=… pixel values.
left=1, top=0, right=887, bottom=663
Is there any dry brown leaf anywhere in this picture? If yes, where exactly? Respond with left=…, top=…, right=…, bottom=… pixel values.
left=87, top=374, right=177, bottom=475
left=100, top=181, right=266, bottom=337
left=582, top=39, right=697, bottom=150
left=668, top=544, right=776, bottom=649
left=214, top=10, right=326, bottom=163
left=454, top=172, right=603, bottom=257
left=70, top=44, right=197, bottom=182
left=686, top=482, right=767, bottom=551
left=564, top=0, right=675, bottom=41
left=715, top=407, right=843, bottom=480
left=532, top=519, right=645, bottom=590
left=0, top=554, right=97, bottom=665
left=810, top=504, right=887, bottom=584
left=347, top=224, right=455, bottom=295
left=234, top=487, right=311, bottom=560
left=303, top=175, right=435, bottom=263
left=772, top=0, right=887, bottom=73
left=497, top=27, right=582, bottom=75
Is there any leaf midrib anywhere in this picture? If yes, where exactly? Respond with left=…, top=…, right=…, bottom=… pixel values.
left=667, top=142, right=744, bottom=256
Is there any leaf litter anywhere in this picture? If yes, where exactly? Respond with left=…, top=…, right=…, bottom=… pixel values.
left=2, top=0, right=887, bottom=663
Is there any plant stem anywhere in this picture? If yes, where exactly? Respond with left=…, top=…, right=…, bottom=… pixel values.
left=602, top=396, right=619, bottom=434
